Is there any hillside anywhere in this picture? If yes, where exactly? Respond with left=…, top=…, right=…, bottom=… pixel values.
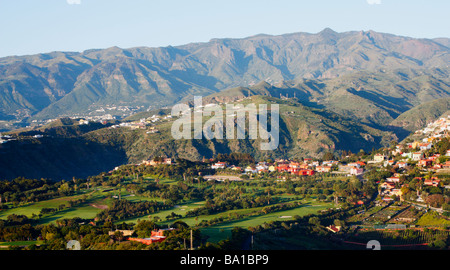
left=390, top=97, right=450, bottom=134
left=204, top=69, right=450, bottom=129
left=84, top=95, right=397, bottom=163
left=0, top=29, right=449, bottom=123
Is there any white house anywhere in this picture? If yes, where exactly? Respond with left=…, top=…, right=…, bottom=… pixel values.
left=211, top=162, right=227, bottom=169
left=412, top=152, right=423, bottom=161
left=350, top=167, right=364, bottom=176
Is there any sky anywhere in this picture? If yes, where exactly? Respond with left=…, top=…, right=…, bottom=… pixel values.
left=0, top=0, right=449, bottom=57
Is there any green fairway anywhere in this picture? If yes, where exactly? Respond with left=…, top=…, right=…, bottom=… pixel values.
left=0, top=241, right=44, bottom=249
left=0, top=190, right=110, bottom=224
left=114, top=200, right=206, bottom=224
left=201, top=202, right=333, bottom=243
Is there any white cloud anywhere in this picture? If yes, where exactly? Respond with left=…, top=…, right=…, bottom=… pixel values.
left=367, top=0, right=382, bottom=4
left=67, top=0, right=81, bottom=4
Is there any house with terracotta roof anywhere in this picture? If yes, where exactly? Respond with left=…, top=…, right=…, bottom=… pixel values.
left=418, top=159, right=433, bottom=167
left=294, top=169, right=315, bottom=176
left=326, top=225, right=341, bottom=233
left=424, top=178, right=441, bottom=187
left=128, top=228, right=175, bottom=245
left=380, top=182, right=396, bottom=190
left=276, top=164, right=290, bottom=172
left=442, top=161, right=450, bottom=169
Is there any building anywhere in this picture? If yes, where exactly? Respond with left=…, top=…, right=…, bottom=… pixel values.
left=143, top=157, right=174, bottom=166
left=326, top=225, right=341, bottom=233
left=350, top=167, right=364, bottom=176
left=231, top=166, right=243, bottom=172
left=442, top=161, right=450, bottom=169
left=380, top=182, right=396, bottom=190
left=397, top=162, right=408, bottom=169
left=419, top=143, right=432, bottom=151
left=316, top=166, right=332, bottom=173
left=128, top=228, right=174, bottom=245
left=294, top=169, right=315, bottom=176
left=128, top=236, right=166, bottom=245
left=347, top=162, right=361, bottom=168
left=245, top=166, right=258, bottom=174
left=412, top=152, right=423, bottom=161
left=386, top=177, right=400, bottom=183
left=418, top=159, right=433, bottom=167
left=108, top=230, right=135, bottom=237
left=256, top=163, right=269, bottom=172
left=276, top=164, right=290, bottom=172
left=424, top=178, right=441, bottom=187
left=211, top=162, right=227, bottom=169
left=373, top=154, right=386, bottom=163
left=338, top=165, right=353, bottom=173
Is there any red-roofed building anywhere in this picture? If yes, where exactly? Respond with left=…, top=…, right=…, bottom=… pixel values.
left=128, top=228, right=175, bottom=245
left=424, top=178, right=441, bottom=187
left=418, top=159, right=433, bottom=167
left=294, top=169, right=315, bottom=176
left=276, top=164, right=290, bottom=172
left=380, top=182, right=396, bottom=190
left=326, top=225, right=341, bottom=233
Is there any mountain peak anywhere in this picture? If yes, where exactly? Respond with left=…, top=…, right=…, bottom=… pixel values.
left=319, top=27, right=337, bottom=34
left=318, top=27, right=338, bottom=36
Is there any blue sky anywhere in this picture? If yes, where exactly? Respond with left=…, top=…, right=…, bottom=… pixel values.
left=0, top=0, right=449, bottom=57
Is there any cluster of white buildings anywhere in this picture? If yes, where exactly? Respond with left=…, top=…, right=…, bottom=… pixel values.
left=109, top=114, right=172, bottom=131
left=416, top=115, right=450, bottom=136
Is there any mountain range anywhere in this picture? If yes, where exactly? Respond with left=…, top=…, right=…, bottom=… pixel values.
left=1, top=28, right=449, bottom=124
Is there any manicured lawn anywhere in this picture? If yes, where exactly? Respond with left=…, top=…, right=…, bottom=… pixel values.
left=201, top=201, right=333, bottom=242
left=0, top=190, right=108, bottom=224
left=114, top=200, right=206, bottom=224
left=0, top=241, right=44, bottom=249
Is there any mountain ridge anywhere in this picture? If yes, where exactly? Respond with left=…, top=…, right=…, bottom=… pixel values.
left=1, top=28, right=449, bottom=125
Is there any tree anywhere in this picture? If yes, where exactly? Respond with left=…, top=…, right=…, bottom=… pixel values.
left=334, top=219, right=346, bottom=228
left=322, top=152, right=335, bottom=161
left=425, top=194, right=445, bottom=208
left=135, top=220, right=158, bottom=238
left=308, top=216, right=321, bottom=226
left=114, top=231, right=124, bottom=242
